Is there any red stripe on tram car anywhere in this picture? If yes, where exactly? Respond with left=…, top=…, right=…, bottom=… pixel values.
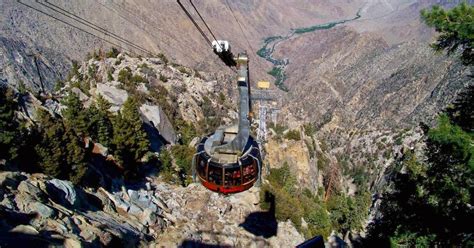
left=201, top=180, right=255, bottom=194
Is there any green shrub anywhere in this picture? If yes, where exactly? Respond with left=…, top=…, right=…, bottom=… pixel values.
left=260, top=184, right=304, bottom=229
left=327, top=191, right=371, bottom=233
left=54, top=80, right=64, bottom=92
left=305, top=139, right=315, bottom=158
left=149, top=85, right=182, bottom=129
left=200, top=96, right=215, bottom=115
left=69, top=81, right=90, bottom=97
left=218, top=92, right=226, bottom=105
left=158, top=148, right=174, bottom=182
left=285, top=129, right=301, bottom=141
left=139, top=64, right=156, bottom=78
left=172, top=83, right=187, bottom=94
left=106, top=47, right=120, bottom=58
left=177, top=66, right=188, bottom=75
left=395, top=136, right=403, bottom=146
left=261, top=156, right=372, bottom=239
left=107, top=70, right=114, bottom=81
left=93, top=50, right=101, bottom=60
left=376, top=142, right=384, bottom=150
left=316, top=151, right=329, bottom=170
left=198, top=116, right=221, bottom=135
left=118, top=67, right=132, bottom=84
left=319, top=140, right=329, bottom=152
left=175, top=119, right=197, bottom=145
left=159, top=73, right=168, bottom=83
left=269, top=123, right=286, bottom=136
left=305, top=204, right=331, bottom=238
left=352, top=166, right=367, bottom=188
left=171, top=144, right=195, bottom=185
left=67, top=60, right=82, bottom=81
left=130, top=74, right=148, bottom=84
left=194, top=69, right=204, bottom=79
left=114, top=57, right=123, bottom=66
left=157, top=53, right=168, bottom=64
left=268, top=162, right=297, bottom=193
left=303, top=123, right=316, bottom=137
left=383, top=149, right=392, bottom=159
left=87, top=64, right=97, bottom=79
left=118, top=67, right=148, bottom=91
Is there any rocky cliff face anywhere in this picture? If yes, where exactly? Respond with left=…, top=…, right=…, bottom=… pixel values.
left=265, top=23, right=471, bottom=199
left=1, top=0, right=367, bottom=92
left=0, top=171, right=304, bottom=247
left=152, top=183, right=304, bottom=247
left=278, top=27, right=471, bottom=129
left=261, top=23, right=471, bottom=210
left=265, top=138, right=319, bottom=192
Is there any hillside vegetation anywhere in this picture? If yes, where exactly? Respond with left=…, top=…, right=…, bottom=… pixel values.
left=366, top=4, right=474, bottom=246
left=0, top=48, right=230, bottom=188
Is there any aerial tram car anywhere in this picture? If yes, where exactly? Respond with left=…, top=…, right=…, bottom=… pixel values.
left=178, top=0, right=262, bottom=194
left=193, top=52, right=262, bottom=194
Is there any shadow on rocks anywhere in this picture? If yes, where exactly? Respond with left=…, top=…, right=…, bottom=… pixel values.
left=239, top=191, right=278, bottom=238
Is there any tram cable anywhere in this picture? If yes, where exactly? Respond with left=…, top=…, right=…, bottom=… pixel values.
left=223, top=0, right=269, bottom=76
left=105, top=0, right=181, bottom=45
left=94, top=0, right=202, bottom=65
left=224, top=0, right=257, bottom=56
left=177, top=0, right=212, bottom=46
left=177, top=0, right=237, bottom=73
left=38, top=0, right=154, bottom=56
left=17, top=0, right=137, bottom=55
left=187, top=0, right=221, bottom=47
left=105, top=0, right=233, bottom=73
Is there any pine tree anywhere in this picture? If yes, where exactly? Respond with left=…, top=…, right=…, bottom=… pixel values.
left=96, top=95, right=113, bottom=146
left=421, top=2, right=474, bottom=65
left=111, top=112, right=129, bottom=165
left=423, top=115, right=473, bottom=240
left=35, top=109, right=67, bottom=178
left=122, top=97, right=150, bottom=160
left=64, top=127, right=88, bottom=184
left=35, top=109, right=88, bottom=184
left=111, top=97, right=149, bottom=169
left=85, top=95, right=113, bottom=146
left=86, top=104, right=101, bottom=140
left=96, top=94, right=112, bottom=112
left=366, top=95, right=474, bottom=246
left=97, top=116, right=112, bottom=147
left=62, top=91, right=88, bottom=136
left=446, top=85, right=474, bottom=132
left=0, top=86, right=20, bottom=161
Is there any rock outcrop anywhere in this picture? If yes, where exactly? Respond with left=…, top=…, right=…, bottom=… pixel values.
left=139, top=104, right=176, bottom=145
left=151, top=183, right=304, bottom=247
left=0, top=171, right=304, bottom=247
